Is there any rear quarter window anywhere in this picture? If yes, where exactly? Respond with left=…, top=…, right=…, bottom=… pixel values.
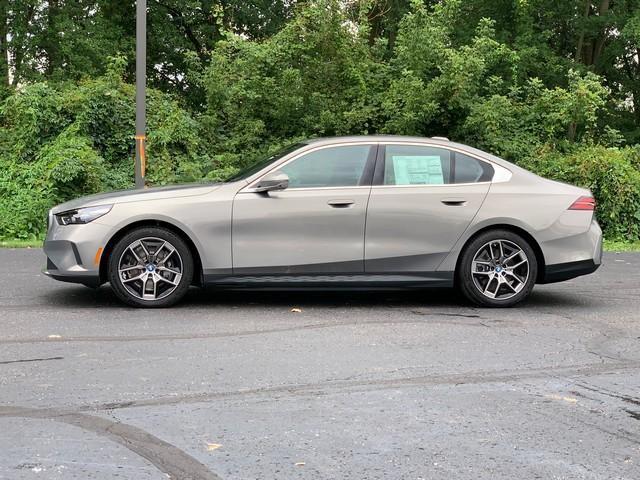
left=454, top=153, right=494, bottom=183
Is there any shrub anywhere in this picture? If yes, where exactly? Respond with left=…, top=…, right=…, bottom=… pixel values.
left=0, top=66, right=211, bottom=240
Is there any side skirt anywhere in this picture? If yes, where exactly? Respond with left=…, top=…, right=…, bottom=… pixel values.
left=202, top=272, right=454, bottom=290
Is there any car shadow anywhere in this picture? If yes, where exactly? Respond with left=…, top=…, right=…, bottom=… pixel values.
left=38, top=284, right=596, bottom=310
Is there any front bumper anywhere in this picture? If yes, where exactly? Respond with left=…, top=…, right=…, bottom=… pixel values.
left=42, top=240, right=102, bottom=287
left=42, top=215, right=112, bottom=287
left=43, top=265, right=102, bottom=288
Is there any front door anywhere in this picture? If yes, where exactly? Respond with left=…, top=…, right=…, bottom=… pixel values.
left=232, top=144, right=376, bottom=274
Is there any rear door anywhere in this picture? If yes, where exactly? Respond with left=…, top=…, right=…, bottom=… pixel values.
left=364, top=143, right=492, bottom=273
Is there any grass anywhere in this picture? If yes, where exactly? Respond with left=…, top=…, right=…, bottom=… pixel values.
left=0, top=239, right=43, bottom=248
left=603, top=239, right=640, bottom=252
left=2, top=238, right=640, bottom=251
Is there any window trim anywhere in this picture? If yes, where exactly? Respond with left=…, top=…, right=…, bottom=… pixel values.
left=373, top=142, right=509, bottom=188
left=241, top=142, right=379, bottom=193
left=240, top=140, right=511, bottom=193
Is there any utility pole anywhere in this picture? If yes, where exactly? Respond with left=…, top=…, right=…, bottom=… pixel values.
left=135, top=0, right=146, bottom=188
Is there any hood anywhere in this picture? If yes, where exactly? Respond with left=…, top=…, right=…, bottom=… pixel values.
left=51, top=182, right=222, bottom=214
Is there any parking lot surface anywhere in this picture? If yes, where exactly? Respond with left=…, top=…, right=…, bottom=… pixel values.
left=1, top=249, right=639, bottom=479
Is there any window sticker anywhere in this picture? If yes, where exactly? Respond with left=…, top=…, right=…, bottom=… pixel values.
left=392, top=155, right=444, bottom=185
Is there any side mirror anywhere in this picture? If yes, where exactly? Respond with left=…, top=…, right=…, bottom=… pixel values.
left=254, top=171, right=289, bottom=193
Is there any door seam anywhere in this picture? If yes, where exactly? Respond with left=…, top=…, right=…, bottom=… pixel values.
left=362, top=144, right=380, bottom=272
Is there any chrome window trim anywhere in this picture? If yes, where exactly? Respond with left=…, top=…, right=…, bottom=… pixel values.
left=240, top=140, right=512, bottom=193
left=372, top=182, right=491, bottom=189
left=268, top=186, right=371, bottom=192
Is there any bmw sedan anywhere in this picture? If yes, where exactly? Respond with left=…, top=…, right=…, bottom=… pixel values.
left=43, top=136, right=602, bottom=307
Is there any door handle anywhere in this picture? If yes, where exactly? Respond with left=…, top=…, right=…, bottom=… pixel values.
left=441, top=199, right=467, bottom=206
left=328, top=199, right=355, bottom=208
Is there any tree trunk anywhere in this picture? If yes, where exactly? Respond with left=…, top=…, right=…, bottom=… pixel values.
left=575, top=0, right=590, bottom=62
left=567, top=121, right=577, bottom=142
left=635, top=48, right=640, bottom=127
left=45, top=0, right=61, bottom=76
left=591, top=0, right=610, bottom=67
left=0, top=0, right=8, bottom=91
left=11, top=4, right=35, bottom=86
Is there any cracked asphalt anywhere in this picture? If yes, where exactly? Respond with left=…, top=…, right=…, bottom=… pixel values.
left=1, top=249, right=639, bottom=479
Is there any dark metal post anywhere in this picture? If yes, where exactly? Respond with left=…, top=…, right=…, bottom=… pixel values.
left=135, top=0, right=146, bottom=188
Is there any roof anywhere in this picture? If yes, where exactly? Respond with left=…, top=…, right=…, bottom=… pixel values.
left=304, top=135, right=452, bottom=146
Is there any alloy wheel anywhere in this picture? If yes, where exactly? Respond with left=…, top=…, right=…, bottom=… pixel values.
left=117, top=237, right=183, bottom=301
left=470, top=239, right=530, bottom=300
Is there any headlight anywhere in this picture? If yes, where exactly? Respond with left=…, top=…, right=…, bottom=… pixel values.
left=55, top=205, right=112, bottom=225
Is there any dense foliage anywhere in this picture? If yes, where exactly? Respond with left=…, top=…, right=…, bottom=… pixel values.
left=1, top=0, right=639, bottom=241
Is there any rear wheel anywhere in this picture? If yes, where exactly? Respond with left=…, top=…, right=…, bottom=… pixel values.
left=108, top=227, right=193, bottom=308
left=458, top=230, right=537, bottom=307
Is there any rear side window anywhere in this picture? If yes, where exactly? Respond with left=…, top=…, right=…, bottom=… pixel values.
left=382, top=145, right=493, bottom=185
left=280, top=145, right=372, bottom=188
left=383, top=145, right=452, bottom=185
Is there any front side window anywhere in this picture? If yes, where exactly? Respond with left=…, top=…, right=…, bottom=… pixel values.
left=383, top=145, right=494, bottom=185
left=225, top=143, right=304, bottom=182
left=279, top=145, right=372, bottom=188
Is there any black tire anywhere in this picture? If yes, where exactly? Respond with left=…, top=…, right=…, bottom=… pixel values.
left=108, top=227, right=194, bottom=308
left=457, top=229, right=537, bottom=307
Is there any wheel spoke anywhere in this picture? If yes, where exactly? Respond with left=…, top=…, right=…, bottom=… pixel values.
left=157, top=242, right=176, bottom=264
left=155, top=272, right=181, bottom=286
left=473, top=270, right=492, bottom=275
left=157, top=265, right=180, bottom=275
left=137, top=240, right=151, bottom=262
left=505, top=270, right=525, bottom=284
left=122, top=272, right=146, bottom=283
left=472, top=260, right=493, bottom=276
left=141, top=274, right=155, bottom=300
left=508, top=258, right=527, bottom=270
left=119, top=265, right=143, bottom=274
left=127, top=245, right=143, bottom=264
left=483, top=277, right=500, bottom=298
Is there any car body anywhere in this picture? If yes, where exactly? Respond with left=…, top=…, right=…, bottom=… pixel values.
left=43, top=135, right=602, bottom=307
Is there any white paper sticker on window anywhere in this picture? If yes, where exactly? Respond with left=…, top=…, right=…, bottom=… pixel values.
left=392, top=155, right=443, bottom=185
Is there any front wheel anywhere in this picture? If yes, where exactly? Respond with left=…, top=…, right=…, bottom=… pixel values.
left=108, top=227, right=194, bottom=308
left=458, top=230, right=537, bottom=307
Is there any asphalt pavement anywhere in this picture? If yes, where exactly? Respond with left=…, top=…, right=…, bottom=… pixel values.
left=1, top=249, right=639, bottom=479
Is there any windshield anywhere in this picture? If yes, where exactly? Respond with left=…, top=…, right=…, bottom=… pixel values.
left=224, top=143, right=305, bottom=182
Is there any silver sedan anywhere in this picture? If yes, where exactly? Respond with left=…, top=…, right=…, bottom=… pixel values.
left=43, top=136, right=602, bottom=307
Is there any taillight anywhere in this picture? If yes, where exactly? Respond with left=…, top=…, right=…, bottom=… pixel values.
left=568, top=196, right=596, bottom=211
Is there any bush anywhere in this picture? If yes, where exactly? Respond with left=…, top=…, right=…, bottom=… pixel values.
left=0, top=64, right=211, bottom=240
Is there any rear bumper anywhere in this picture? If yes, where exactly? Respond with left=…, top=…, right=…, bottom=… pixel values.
left=537, top=216, right=603, bottom=284
left=540, top=259, right=600, bottom=284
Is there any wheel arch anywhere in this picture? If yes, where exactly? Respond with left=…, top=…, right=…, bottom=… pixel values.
left=99, top=219, right=204, bottom=286
left=454, top=224, right=546, bottom=283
